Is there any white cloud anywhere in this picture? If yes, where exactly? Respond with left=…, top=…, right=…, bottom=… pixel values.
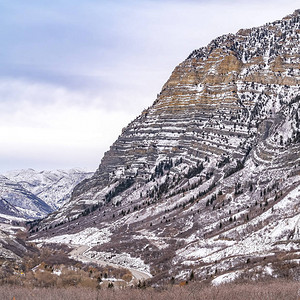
left=0, top=79, right=135, bottom=171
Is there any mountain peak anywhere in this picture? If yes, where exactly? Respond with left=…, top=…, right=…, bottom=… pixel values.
left=29, top=11, right=300, bottom=285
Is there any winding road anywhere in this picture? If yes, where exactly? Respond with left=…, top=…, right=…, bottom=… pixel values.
left=69, top=245, right=152, bottom=283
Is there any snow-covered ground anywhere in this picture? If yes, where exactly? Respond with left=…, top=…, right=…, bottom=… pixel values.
left=34, top=227, right=112, bottom=247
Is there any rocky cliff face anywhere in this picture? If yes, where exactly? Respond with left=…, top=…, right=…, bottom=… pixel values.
left=32, top=11, right=300, bottom=284
left=57, top=9, right=300, bottom=218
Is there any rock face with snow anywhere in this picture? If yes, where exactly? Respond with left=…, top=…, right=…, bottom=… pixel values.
left=32, top=11, right=300, bottom=284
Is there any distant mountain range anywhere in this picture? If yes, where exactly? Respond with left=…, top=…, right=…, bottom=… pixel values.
left=0, top=169, right=92, bottom=221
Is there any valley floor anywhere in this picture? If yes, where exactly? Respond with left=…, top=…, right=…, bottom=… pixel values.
left=1, top=280, right=299, bottom=300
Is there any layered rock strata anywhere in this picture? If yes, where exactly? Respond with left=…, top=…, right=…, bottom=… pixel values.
left=33, top=10, right=300, bottom=284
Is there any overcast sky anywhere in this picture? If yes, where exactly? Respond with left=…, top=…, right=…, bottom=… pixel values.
left=0, top=0, right=298, bottom=172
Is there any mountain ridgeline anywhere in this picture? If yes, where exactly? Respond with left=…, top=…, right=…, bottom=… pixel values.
left=72, top=9, right=300, bottom=204
left=32, top=11, right=300, bottom=284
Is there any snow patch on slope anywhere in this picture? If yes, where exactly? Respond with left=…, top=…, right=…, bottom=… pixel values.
left=34, top=227, right=111, bottom=247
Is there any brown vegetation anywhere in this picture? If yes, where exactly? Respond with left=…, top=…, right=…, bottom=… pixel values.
left=0, top=280, right=299, bottom=300
left=0, top=245, right=132, bottom=289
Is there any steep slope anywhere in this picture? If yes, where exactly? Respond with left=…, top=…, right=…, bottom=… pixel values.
left=31, top=10, right=300, bottom=284
left=5, top=169, right=93, bottom=210
left=0, top=197, right=19, bottom=219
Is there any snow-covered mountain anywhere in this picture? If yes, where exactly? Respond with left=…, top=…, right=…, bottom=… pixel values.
left=0, top=169, right=93, bottom=222
left=31, top=10, right=300, bottom=285
left=5, top=168, right=93, bottom=210
left=0, top=175, right=52, bottom=220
